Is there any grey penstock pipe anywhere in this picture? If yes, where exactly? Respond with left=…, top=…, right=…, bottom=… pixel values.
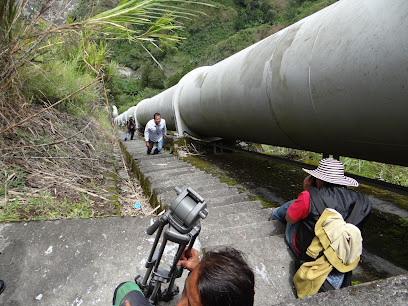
left=116, top=0, right=408, bottom=167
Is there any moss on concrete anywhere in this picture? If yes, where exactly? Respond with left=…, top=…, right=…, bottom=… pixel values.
left=119, top=141, right=162, bottom=212
left=180, top=146, right=408, bottom=272
left=361, top=210, right=408, bottom=270
left=248, top=195, right=278, bottom=208
left=219, top=176, right=240, bottom=186
left=182, top=156, right=239, bottom=185
left=120, top=138, right=407, bottom=273
left=356, top=184, right=408, bottom=210
left=183, top=152, right=305, bottom=201
left=104, top=172, right=121, bottom=215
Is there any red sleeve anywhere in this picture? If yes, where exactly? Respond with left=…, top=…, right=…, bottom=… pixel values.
left=288, top=190, right=310, bottom=221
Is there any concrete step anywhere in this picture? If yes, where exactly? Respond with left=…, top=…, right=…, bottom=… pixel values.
left=121, top=138, right=145, bottom=146
left=131, top=151, right=175, bottom=158
left=131, top=152, right=174, bottom=161
left=0, top=215, right=192, bottom=305
left=206, top=193, right=250, bottom=207
left=153, top=182, right=230, bottom=196
left=279, top=274, right=408, bottom=306
left=204, top=235, right=297, bottom=305
left=136, top=157, right=183, bottom=167
left=203, top=208, right=271, bottom=229
left=123, top=142, right=166, bottom=152
left=150, top=173, right=219, bottom=190
left=124, top=143, right=148, bottom=150
left=207, top=201, right=266, bottom=218
left=158, top=187, right=239, bottom=205
left=144, top=167, right=199, bottom=181
left=138, top=161, right=188, bottom=174
left=200, top=220, right=286, bottom=249
left=140, top=162, right=192, bottom=174
left=136, top=158, right=181, bottom=170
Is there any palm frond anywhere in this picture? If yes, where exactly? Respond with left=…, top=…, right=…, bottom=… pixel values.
left=0, top=0, right=213, bottom=92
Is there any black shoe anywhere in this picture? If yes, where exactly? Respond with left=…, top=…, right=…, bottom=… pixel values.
left=0, top=280, right=6, bottom=294
left=124, top=138, right=127, bottom=141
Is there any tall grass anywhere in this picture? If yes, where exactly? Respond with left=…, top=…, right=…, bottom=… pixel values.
left=22, top=60, right=101, bottom=114
left=0, top=0, right=210, bottom=110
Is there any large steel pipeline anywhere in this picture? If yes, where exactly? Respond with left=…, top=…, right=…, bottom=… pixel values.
left=115, top=0, right=408, bottom=167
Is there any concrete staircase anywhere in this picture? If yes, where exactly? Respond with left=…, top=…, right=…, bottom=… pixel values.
left=119, top=135, right=408, bottom=305
left=0, top=134, right=406, bottom=306
left=120, top=135, right=297, bottom=305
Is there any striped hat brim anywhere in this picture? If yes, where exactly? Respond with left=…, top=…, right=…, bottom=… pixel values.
left=302, top=158, right=359, bottom=187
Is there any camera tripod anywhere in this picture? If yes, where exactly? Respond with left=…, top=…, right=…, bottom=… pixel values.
left=135, top=186, right=208, bottom=305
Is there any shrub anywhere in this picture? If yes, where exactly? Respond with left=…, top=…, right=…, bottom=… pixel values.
left=22, top=60, right=101, bottom=114
left=107, top=73, right=142, bottom=97
left=200, top=27, right=258, bottom=64
left=117, top=87, right=163, bottom=113
left=165, top=63, right=194, bottom=88
left=140, top=63, right=165, bottom=89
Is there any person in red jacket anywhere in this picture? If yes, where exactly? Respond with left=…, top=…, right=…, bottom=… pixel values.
left=270, top=158, right=371, bottom=289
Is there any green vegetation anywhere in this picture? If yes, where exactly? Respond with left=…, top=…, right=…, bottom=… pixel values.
left=248, top=195, right=277, bottom=208
left=23, top=60, right=101, bottom=115
left=181, top=150, right=305, bottom=202
left=362, top=210, right=408, bottom=270
left=104, top=0, right=339, bottom=111
left=0, top=193, right=94, bottom=222
left=0, top=167, right=25, bottom=198
left=277, top=0, right=337, bottom=24
left=1, top=0, right=207, bottom=221
left=1, top=0, right=208, bottom=112
left=262, top=145, right=408, bottom=188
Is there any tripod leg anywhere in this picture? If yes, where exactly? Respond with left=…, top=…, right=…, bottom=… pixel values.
left=168, top=243, right=187, bottom=276
left=161, top=243, right=186, bottom=302
left=154, top=238, right=167, bottom=271
left=162, top=274, right=180, bottom=302
left=184, top=227, right=200, bottom=258
left=148, top=281, right=161, bottom=305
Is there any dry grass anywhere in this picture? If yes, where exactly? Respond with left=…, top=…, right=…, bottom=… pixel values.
left=0, top=99, right=148, bottom=220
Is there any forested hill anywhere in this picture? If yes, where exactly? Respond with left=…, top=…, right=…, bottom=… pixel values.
left=67, top=0, right=336, bottom=113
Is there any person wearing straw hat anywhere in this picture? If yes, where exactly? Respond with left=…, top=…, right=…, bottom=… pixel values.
left=270, top=158, right=371, bottom=260
left=270, top=158, right=371, bottom=291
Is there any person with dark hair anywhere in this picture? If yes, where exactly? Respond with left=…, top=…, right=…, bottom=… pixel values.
left=270, top=158, right=371, bottom=293
left=124, top=115, right=136, bottom=141
left=144, top=113, right=167, bottom=154
left=113, top=247, right=255, bottom=306
left=177, top=247, right=255, bottom=306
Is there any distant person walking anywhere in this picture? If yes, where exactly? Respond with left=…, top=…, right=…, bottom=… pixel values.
left=124, top=115, right=136, bottom=141
left=144, top=113, right=167, bottom=154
